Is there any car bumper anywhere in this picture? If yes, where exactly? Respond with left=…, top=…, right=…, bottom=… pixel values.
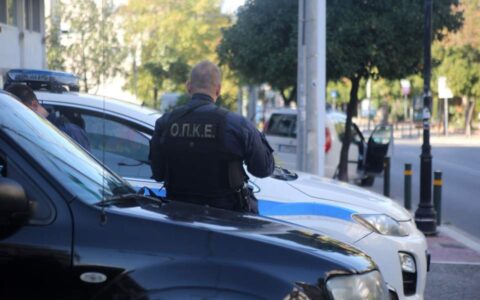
left=355, top=228, right=428, bottom=300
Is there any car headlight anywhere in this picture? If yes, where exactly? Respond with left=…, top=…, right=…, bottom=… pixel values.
left=326, top=270, right=389, bottom=300
left=352, top=214, right=410, bottom=236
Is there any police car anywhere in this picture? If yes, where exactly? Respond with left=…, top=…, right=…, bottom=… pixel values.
left=7, top=69, right=428, bottom=300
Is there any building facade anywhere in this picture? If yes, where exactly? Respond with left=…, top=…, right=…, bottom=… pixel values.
left=0, top=0, right=45, bottom=86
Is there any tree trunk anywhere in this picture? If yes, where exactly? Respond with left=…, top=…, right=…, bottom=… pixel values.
left=81, top=34, right=89, bottom=93
left=153, top=86, right=158, bottom=109
left=337, top=75, right=360, bottom=182
left=465, top=98, right=475, bottom=136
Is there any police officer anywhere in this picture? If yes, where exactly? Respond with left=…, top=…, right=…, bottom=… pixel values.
left=150, top=60, right=274, bottom=213
left=5, top=84, right=91, bottom=150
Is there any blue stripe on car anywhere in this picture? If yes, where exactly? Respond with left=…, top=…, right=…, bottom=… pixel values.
left=258, top=199, right=354, bottom=220
left=135, top=186, right=354, bottom=221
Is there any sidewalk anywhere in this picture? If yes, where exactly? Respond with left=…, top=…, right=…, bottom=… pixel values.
left=427, top=225, right=480, bottom=265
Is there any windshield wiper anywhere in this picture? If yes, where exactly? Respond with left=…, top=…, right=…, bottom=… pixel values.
left=271, top=166, right=298, bottom=181
left=118, top=158, right=150, bottom=167
left=94, top=193, right=164, bottom=208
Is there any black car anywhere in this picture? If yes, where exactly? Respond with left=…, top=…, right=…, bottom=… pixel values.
left=0, top=91, right=388, bottom=299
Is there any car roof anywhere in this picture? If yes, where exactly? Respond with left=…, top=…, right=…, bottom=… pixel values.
left=35, top=91, right=161, bottom=129
left=268, top=108, right=347, bottom=120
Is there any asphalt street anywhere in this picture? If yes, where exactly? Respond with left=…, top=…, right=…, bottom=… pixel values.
left=368, top=139, right=480, bottom=239
left=426, top=263, right=480, bottom=299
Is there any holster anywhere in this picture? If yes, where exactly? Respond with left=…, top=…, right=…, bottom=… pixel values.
left=234, top=183, right=258, bottom=214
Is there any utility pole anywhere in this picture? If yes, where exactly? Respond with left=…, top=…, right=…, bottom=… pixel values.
left=366, top=78, right=372, bottom=131
left=297, top=0, right=307, bottom=172
left=297, top=0, right=326, bottom=175
left=237, top=87, right=243, bottom=115
left=415, top=0, right=437, bottom=235
left=247, top=85, right=257, bottom=123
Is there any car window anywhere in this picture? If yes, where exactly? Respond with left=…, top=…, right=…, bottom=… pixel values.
left=42, top=105, right=154, bottom=180
left=0, top=150, right=55, bottom=224
left=81, top=114, right=152, bottom=179
left=266, top=113, right=297, bottom=138
left=0, top=96, right=133, bottom=205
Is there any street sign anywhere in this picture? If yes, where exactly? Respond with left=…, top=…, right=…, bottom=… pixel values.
left=400, top=79, right=411, bottom=96
left=438, top=76, right=453, bottom=99
left=330, top=90, right=338, bottom=98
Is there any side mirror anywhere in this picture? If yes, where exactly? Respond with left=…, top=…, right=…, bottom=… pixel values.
left=0, top=178, right=32, bottom=227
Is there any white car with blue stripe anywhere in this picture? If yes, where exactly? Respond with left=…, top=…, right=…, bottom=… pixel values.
left=8, top=69, right=428, bottom=300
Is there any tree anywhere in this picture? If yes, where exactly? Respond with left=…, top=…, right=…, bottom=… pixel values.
left=217, top=0, right=298, bottom=106
left=63, top=0, right=124, bottom=93
left=435, top=45, right=480, bottom=136
left=434, top=0, right=480, bottom=136
left=46, top=1, right=66, bottom=71
left=120, top=0, right=237, bottom=109
left=327, top=0, right=463, bottom=181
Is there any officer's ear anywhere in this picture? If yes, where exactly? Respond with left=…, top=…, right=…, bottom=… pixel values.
left=215, top=84, right=221, bottom=98
left=186, top=80, right=192, bottom=94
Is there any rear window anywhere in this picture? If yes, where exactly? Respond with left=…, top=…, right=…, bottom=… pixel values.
left=266, top=113, right=296, bottom=138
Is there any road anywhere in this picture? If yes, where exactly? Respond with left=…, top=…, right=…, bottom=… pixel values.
left=367, top=140, right=480, bottom=239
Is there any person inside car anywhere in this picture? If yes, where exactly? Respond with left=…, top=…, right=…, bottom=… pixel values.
left=5, top=84, right=91, bottom=151
left=149, top=60, right=274, bottom=213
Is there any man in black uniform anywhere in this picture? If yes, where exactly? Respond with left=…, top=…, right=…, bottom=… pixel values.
left=150, top=60, right=274, bottom=213
left=5, top=84, right=91, bottom=150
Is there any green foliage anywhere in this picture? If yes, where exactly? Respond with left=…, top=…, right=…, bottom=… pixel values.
left=434, top=0, right=480, bottom=100
left=46, top=1, right=66, bottom=71
left=327, top=0, right=463, bottom=81
left=121, top=0, right=237, bottom=110
left=433, top=1, right=480, bottom=133
left=217, top=0, right=298, bottom=105
left=62, top=0, right=125, bottom=93
left=436, top=45, right=480, bottom=98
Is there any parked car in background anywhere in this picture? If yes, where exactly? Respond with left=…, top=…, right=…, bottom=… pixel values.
left=0, top=82, right=390, bottom=299
left=9, top=69, right=427, bottom=299
left=264, top=108, right=393, bottom=186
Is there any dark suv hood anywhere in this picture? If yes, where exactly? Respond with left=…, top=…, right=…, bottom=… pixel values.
left=107, top=199, right=376, bottom=273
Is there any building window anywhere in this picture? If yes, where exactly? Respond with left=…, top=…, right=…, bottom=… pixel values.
left=32, top=0, right=40, bottom=32
left=0, top=0, right=17, bottom=26
left=0, top=0, right=5, bottom=23
left=25, top=0, right=40, bottom=32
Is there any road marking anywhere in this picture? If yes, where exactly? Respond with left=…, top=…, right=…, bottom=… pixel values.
left=431, top=261, right=480, bottom=265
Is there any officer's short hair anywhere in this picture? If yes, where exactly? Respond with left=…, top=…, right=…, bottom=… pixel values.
left=5, top=84, right=38, bottom=106
left=189, top=60, right=221, bottom=90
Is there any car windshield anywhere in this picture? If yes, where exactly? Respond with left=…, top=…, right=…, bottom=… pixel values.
left=0, top=94, right=134, bottom=204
